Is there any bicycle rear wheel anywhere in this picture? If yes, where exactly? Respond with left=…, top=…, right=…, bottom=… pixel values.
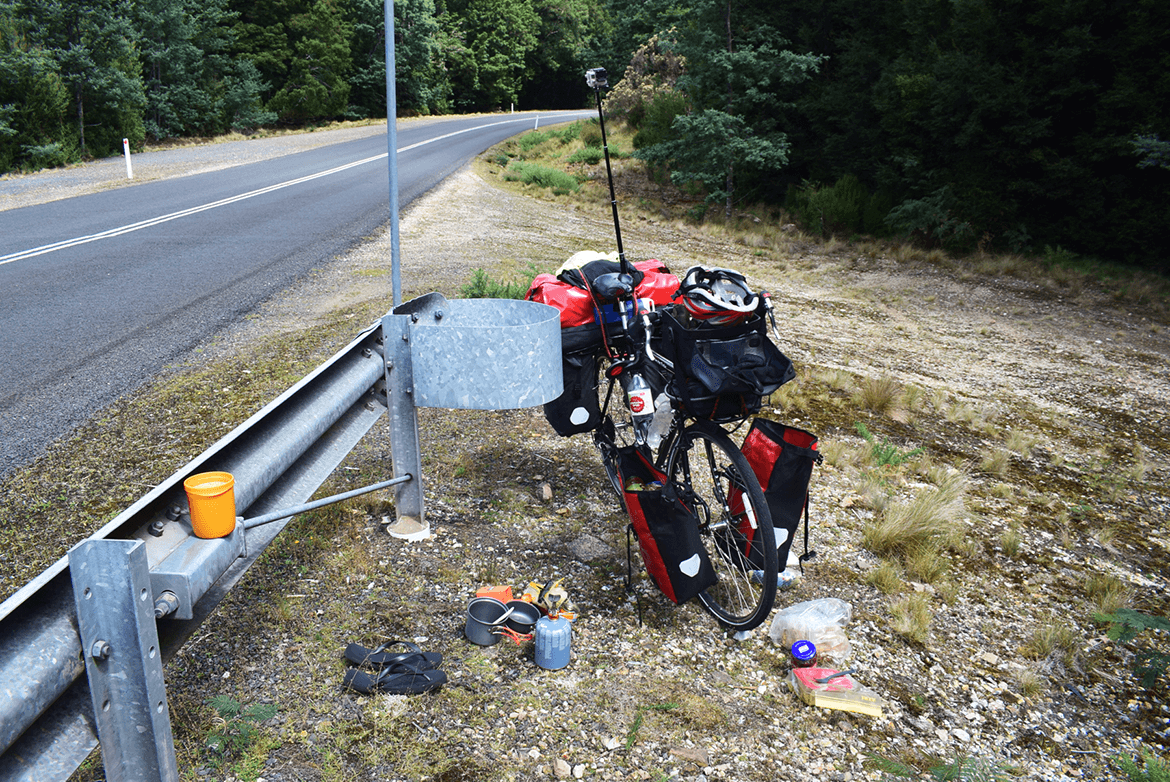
left=665, top=419, right=778, bottom=631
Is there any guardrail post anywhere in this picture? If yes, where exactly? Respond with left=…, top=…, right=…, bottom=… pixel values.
left=68, top=539, right=178, bottom=782
left=382, top=310, right=427, bottom=539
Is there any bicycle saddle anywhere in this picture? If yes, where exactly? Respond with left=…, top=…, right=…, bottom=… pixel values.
left=591, top=272, right=635, bottom=303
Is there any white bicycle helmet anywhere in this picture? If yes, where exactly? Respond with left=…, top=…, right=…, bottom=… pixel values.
left=676, top=265, right=759, bottom=325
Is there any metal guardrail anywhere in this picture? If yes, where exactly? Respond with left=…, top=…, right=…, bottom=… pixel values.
left=0, top=293, right=561, bottom=782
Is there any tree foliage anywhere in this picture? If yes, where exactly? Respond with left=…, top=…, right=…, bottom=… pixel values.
left=8, top=0, right=146, bottom=158
left=636, top=0, right=823, bottom=217
left=771, top=0, right=1170, bottom=269
left=1, top=0, right=1167, bottom=270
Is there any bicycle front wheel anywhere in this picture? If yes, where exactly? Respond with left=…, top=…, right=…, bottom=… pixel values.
left=665, top=419, right=778, bottom=631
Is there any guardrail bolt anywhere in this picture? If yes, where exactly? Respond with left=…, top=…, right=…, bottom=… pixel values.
left=166, top=505, right=182, bottom=521
left=362, top=348, right=372, bottom=358
left=148, top=519, right=166, bottom=537
left=153, top=591, right=181, bottom=619
left=90, top=640, right=112, bottom=660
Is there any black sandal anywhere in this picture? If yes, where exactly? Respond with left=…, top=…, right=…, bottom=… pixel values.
left=343, top=640, right=442, bottom=671
left=342, top=661, right=447, bottom=695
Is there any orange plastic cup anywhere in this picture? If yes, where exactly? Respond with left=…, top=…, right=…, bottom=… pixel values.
left=183, top=471, right=237, bottom=539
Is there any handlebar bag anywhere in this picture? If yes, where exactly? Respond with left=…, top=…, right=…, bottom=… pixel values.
left=731, top=419, right=821, bottom=571
left=662, top=313, right=796, bottom=422
left=616, top=447, right=717, bottom=604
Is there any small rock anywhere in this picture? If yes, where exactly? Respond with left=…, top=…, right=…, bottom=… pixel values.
left=906, top=717, right=934, bottom=733
left=572, top=764, right=585, bottom=779
left=540, top=482, right=553, bottom=502
left=554, top=758, right=571, bottom=778
left=952, top=728, right=972, bottom=743
left=711, top=670, right=735, bottom=686
left=568, top=534, right=613, bottom=562
left=670, top=746, right=709, bottom=766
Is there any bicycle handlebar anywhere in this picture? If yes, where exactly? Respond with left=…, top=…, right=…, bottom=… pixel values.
left=642, top=309, right=673, bottom=371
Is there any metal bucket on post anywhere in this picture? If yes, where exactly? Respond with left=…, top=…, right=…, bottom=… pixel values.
left=382, top=294, right=562, bottom=538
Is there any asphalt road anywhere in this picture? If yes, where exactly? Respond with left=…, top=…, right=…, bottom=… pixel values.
left=0, top=111, right=590, bottom=478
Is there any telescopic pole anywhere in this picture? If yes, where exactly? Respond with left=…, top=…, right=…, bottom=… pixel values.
left=592, top=84, right=628, bottom=277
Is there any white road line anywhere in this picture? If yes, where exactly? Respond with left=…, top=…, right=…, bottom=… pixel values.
left=0, top=113, right=590, bottom=268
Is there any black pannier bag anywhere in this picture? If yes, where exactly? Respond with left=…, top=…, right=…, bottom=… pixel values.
left=543, top=343, right=601, bottom=436
left=617, top=447, right=717, bottom=604
left=661, top=310, right=796, bottom=423
left=733, top=419, right=821, bottom=571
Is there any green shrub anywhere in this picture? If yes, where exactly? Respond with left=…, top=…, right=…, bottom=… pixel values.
left=788, top=174, right=877, bottom=237
left=1117, top=747, right=1170, bottom=782
left=204, top=695, right=277, bottom=765
left=518, top=129, right=558, bottom=152
left=516, top=124, right=581, bottom=153
left=855, top=421, right=923, bottom=467
left=632, top=90, right=687, bottom=150
left=579, top=119, right=603, bottom=147
left=460, top=266, right=540, bottom=299
left=567, top=146, right=604, bottom=165
left=885, top=186, right=976, bottom=251
left=1096, top=609, right=1170, bottom=689
left=868, top=752, right=1014, bottom=781
left=864, top=189, right=895, bottom=235
left=502, top=161, right=579, bottom=193
left=556, top=122, right=582, bottom=143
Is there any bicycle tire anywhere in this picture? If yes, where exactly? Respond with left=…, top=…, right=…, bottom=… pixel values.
left=594, top=416, right=625, bottom=498
left=665, top=419, right=778, bottom=631
left=593, top=361, right=645, bottom=497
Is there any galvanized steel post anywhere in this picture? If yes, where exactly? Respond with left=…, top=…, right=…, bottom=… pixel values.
left=69, top=539, right=178, bottom=782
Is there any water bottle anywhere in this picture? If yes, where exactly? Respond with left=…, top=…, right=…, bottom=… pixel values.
left=624, top=372, right=654, bottom=441
left=646, top=394, right=672, bottom=450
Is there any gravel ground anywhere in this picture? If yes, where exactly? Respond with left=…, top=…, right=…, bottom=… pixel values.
left=6, top=129, right=1168, bottom=781
left=168, top=157, right=1168, bottom=780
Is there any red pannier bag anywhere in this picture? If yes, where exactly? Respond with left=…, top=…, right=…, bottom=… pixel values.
left=526, top=259, right=680, bottom=328
left=617, top=447, right=717, bottom=604
left=730, top=420, right=821, bottom=572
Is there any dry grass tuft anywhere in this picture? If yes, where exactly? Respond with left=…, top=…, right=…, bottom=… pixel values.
left=1000, top=525, right=1022, bottom=558
left=981, top=448, right=1012, bottom=476
left=862, top=475, right=967, bottom=558
left=1015, top=666, right=1046, bottom=699
left=854, top=374, right=902, bottom=415
left=1020, top=623, right=1079, bottom=661
left=945, top=401, right=979, bottom=425
left=866, top=560, right=904, bottom=594
left=904, top=542, right=950, bottom=583
left=1005, top=428, right=1040, bottom=457
left=890, top=593, right=932, bottom=644
left=1084, top=572, right=1131, bottom=615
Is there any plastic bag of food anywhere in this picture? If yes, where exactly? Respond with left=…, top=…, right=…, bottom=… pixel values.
left=769, top=597, right=853, bottom=662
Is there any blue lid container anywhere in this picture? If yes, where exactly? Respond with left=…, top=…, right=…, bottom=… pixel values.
left=791, top=639, right=817, bottom=667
